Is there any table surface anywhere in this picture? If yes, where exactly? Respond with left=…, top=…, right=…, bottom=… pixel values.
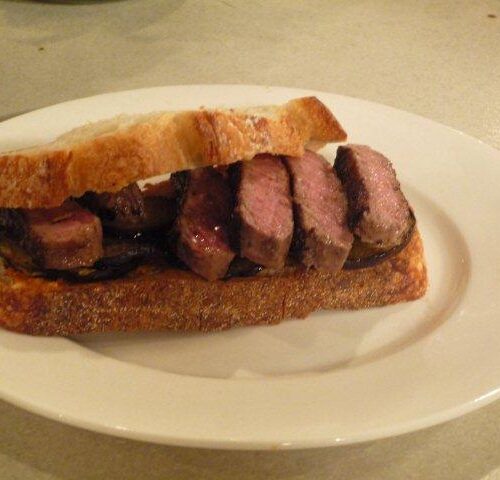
left=0, top=1, right=499, bottom=478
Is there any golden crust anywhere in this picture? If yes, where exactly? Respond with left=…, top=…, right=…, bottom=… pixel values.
left=0, top=97, right=346, bottom=209
left=0, top=230, right=427, bottom=336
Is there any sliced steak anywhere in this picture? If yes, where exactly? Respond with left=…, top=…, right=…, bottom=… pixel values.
left=139, top=179, right=179, bottom=233
left=142, top=178, right=179, bottom=199
left=0, top=201, right=103, bottom=270
left=137, top=196, right=177, bottom=233
left=82, top=183, right=145, bottom=221
left=80, top=182, right=176, bottom=234
left=174, top=167, right=235, bottom=280
left=334, top=144, right=412, bottom=248
left=285, top=150, right=353, bottom=271
left=233, top=155, right=293, bottom=268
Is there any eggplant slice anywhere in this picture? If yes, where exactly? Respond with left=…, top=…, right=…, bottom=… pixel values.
left=45, top=242, right=161, bottom=283
left=0, top=236, right=162, bottom=283
left=343, top=210, right=416, bottom=270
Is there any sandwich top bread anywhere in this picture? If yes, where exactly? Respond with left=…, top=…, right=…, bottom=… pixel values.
left=0, top=97, right=346, bottom=209
left=0, top=96, right=427, bottom=336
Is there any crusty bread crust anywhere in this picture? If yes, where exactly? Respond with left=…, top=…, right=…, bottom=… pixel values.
left=0, top=97, right=346, bottom=209
left=0, top=230, right=427, bottom=336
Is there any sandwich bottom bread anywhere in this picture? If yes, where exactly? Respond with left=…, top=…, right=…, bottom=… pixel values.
left=0, top=97, right=427, bottom=336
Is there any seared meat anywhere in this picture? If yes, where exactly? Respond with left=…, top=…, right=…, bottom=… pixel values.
left=137, top=197, right=177, bottom=233
left=334, top=145, right=412, bottom=248
left=80, top=182, right=176, bottom=234
left=233, top=155, right=293, bottom=268
left=0, top=201, right=103, bottom=270
left=81, top=183, right=144, bottom=221
left=142, top=178, right=178, bottom=199
left=174, top=168, right=235, bottom=280
left=285, top=151, right=353, bottom=271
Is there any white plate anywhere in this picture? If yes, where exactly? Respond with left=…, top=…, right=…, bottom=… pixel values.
left=0, top=85, right=499, bottom=450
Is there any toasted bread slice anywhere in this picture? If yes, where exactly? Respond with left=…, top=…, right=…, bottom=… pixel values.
left=0, top=230, right=427, bottom=336
left=0, top=97, right=346, bottom=209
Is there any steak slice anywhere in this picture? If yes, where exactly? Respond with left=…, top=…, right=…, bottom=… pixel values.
left=334, top=145, right=412, bottom=248
left=0, top=201, right=103, bottom=270
left=285, top=150, right=353, bottom=271
left=81, top=183, right=145, bottom=221
left=80, top=182, right=176, bottom=234
left=174, top=167, right=235, bottom=280
left=234, top=155, right=293, bottom=268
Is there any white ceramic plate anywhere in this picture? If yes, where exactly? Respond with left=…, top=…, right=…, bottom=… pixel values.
left=0, top=85, right=499, bottom=450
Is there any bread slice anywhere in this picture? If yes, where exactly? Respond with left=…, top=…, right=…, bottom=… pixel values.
left=0, top=97, right=346, bottom=209
left=0, top=230, right=427, bottom=336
